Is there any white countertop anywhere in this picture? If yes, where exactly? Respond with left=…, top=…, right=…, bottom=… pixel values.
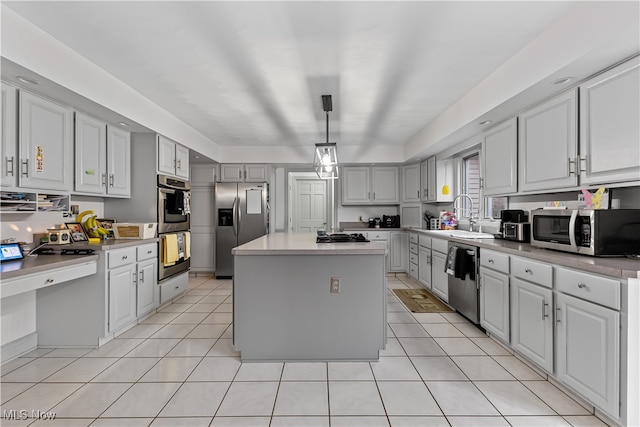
left=404, top=227, right=640, bottom=279
left=232, top=232, right=387, bottom=256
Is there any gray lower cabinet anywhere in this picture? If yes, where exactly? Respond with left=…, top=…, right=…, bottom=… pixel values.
left=510, top=277, right=553, bottom=373
left=418, top=246, right=432, bottom=289
left=479, top=249, right=510, bottom=342
left=479, top=266, right=510, bottom=343
left=408, top=233, right=418, bottom=280
left=136, top=243, right=159, bottom=316
left=555, top=266, right=621, bottom=419
left=556, top=293, right=620, bottom=418
left=108, top=263, right=137, bottom=333
left=389, top=232, right=407, bottom=273
left=108, top=244, right=160, bottom=333
left=430, top=238, right=448, bottom=302
left=159, top=272, right=189, bottom=305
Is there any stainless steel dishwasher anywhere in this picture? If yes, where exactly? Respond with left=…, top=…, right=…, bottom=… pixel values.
left=446, top=241, right=480, bottom=324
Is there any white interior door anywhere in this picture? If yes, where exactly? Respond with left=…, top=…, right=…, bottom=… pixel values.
left=292, top=178, right=327, bottom=233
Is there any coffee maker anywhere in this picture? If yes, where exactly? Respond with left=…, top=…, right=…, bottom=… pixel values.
left=500, top=209, right=530, bottom=242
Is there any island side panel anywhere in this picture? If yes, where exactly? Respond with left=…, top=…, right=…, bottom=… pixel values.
left=234, top=253, right=386, bottom=361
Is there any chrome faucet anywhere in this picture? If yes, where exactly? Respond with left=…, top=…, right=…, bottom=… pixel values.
left=452, top=194, right=476, bottom=231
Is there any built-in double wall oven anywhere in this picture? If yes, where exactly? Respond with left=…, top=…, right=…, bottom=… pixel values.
left=157, top=174, right=191, bottom=281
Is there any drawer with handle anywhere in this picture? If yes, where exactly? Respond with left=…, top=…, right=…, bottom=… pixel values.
left=409, top=243, right=418, bottom=255
left=511, top=256, right=552, bottom=288
left=409, top=252, right=419, bottom=265
left=107, top=247, right=137, bottom=269
left=556, top=267, right=620, bottom=310
left=137, top=243, right=158, bottom=262
left=480, top=249, right=509, bottom=274
left=368, top=231, right=388, bottom=241
left=409, top=233, right=418, bottom=244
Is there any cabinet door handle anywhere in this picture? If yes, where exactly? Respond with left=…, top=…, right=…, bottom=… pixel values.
left=102, top=173, right=107, bottom=186
left=6, top=156, right=14, bottom=176
left=147, top=250, right=153, bottom=254
left=417, top=190, right=419, bottom=198
left=577, top=282, right=587, bottom=289
left=542, top=301, right=549, bottom=320
left=45, top=278, right=54, bottom=284
left=568, top=157, right=576, bottom=176
left=21, top=159, right=29, bottom=177
left=555, top=307, right=561, bottom=324
left=524, top=268, right=533, bottom=274
left=177, top=159, right=181, bottom=169
left=139, top=270, right=144, bottom=282
left=109, top=174, right=115, bottom=186
left=488, top=259, right=494, bottom=264
left=122, top=255, right=128, bottom=260
left=578, top=156, right=587, bottom=176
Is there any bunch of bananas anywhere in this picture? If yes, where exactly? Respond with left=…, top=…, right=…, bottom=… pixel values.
left=76, top=210, right=109, bottom=238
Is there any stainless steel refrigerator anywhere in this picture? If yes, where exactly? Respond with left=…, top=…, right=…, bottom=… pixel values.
left=215, top=182, right=269, bottom=278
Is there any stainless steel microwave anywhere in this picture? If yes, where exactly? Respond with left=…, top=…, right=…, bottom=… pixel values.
left=530, top=208, right=640, bottom=256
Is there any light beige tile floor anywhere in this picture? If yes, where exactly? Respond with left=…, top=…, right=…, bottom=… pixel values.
left=0, top=275, right=608, bottom=426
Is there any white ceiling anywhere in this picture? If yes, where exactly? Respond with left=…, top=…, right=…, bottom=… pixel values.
left=2, top=1, right=638, bottom=164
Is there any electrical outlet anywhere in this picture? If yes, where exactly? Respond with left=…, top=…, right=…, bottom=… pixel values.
left=330, top=277, right=341, bottom=293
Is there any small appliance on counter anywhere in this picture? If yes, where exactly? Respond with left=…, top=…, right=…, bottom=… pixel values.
left=530, top=208, right=640, bottom=256
left=381, top=215, right=400, bottom=228
left=499, top=209, right=530, bottom=242
left=368, top=218, right=382, bottom=228
left=502, top=223, right=530, bottom=242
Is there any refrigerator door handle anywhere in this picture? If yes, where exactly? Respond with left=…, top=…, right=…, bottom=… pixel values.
left=232, top=197, right=238, bottom=237
left=237, top=195, right=243, bottom=236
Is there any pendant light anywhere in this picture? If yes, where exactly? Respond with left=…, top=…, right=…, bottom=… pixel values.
left=313, top=95, right=339, bottom=180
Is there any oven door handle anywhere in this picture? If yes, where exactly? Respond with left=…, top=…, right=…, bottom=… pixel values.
left=568, top=209, right=578, bottom=250
left=232, top=197, right=238, bottom=237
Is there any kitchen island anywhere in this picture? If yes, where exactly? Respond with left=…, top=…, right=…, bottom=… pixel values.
left=232, top=232, right=387, bottom=361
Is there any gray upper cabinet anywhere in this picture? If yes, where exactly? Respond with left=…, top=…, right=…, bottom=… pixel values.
left=75, top=112, right=107, bottom=194
left=518, top=89, right=577, bottom=192
left=579, top=57, right=640, bottom=185
left=342, top=166, right=399, bottom=205
left=482, top=118, right=518, bottom=195
left=401, top=163, right=420, bottom=202
left=19, top=91, right=73, bottom=191
left=1, top=82, right=18, bottom=187
left=219, top=164, right=269, bottom=182
left=420, top=156, right=436, bottom=202
left=371, top=166, right=399, bottom=203
left=75, top=113, right=130, bottom=197
left=342, top=166, right=370, bottom=204
left=158, top=135, right=189, bottom=179
left=106, top=125, right=131, bottom=197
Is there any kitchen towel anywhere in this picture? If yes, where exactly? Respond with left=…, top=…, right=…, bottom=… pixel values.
left=163, top=234, right=179, bottom=266
left=454, top=248, right=475, bottom=280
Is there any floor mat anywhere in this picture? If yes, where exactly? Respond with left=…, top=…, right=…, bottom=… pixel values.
left=392, top=288, right=453, bottom=313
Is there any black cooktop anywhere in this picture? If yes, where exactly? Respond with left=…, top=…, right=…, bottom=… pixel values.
left=316, top=233, right=370, bottom=243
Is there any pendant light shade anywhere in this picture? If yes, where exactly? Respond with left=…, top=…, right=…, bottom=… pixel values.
left=314, top=95, right=339, bottom=180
